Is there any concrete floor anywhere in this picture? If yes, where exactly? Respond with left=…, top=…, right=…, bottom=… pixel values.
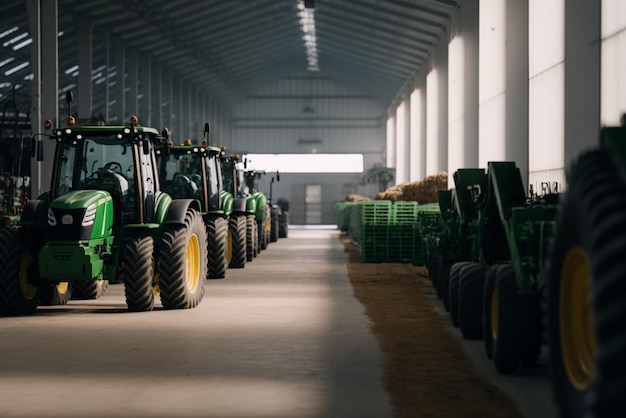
left=0, top=226, right=392, bottom=418
left=0, top=226, right=559, bottom=418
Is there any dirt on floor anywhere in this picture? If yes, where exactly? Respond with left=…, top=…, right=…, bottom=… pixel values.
left=339, top=235, right=524, bottom=418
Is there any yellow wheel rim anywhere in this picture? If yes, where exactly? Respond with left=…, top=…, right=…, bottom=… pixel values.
left=19, top=252, right=37, bottom=300
left=490, top=288, right=498, bottom=341
left=226, top=229, right=233, bottom=264
left=185, top=233, right=200, bottom=293
left=56, top=282, right=70, bottom=295
left=560, top=246, right=596, bottom=391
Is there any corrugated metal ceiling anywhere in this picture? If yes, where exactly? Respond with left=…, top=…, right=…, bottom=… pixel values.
left=1, top=0, right=456, bottom=120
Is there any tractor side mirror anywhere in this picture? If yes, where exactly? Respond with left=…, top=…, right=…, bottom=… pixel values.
left=142, top=138, right=150, bottom=155
left=37, top=140, right=43, bottom=161
left=276, top=171, right=280, bottom=182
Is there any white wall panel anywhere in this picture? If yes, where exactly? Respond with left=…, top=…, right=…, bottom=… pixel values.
left=529, top=0, right=564, bottom=189
left=409, top=86, right=424, bottom=181
left=479, top=0, right=506, bottom=168
left=448, top=35, right=464, bottom=185
left=426, top=68, right=439, bottom=175
left=602, top=0, right=626, bottom=125
left=395, top=100, right=408, bottom=184
left=386, top=113, right=396, bottom=169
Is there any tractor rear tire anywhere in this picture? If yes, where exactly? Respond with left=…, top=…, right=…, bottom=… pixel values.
left=246, top=215, right=255, bottom=262
left=458, top=262, right=487, bottom=340
left=229, top=215, right=247, bottom=268
left=207, top=216, right=228, bottom=279
left=0, top=227, right=40, bottom=315
left=546, top=148, right=626, bottom=418
left=258, top=220, right=267, bottom=251
left=71, top=279, right=108, bottom=300
left=39, top=282, right=72, bottom=305
left=492, top=264, right=524, bottom=374
left=449, top=261, right=472, bottom=327
left=278, top=212, right=289, bottom=238
left=122, top=232, right=155, bottom=312
left=159, top=209, right=207, bottom=309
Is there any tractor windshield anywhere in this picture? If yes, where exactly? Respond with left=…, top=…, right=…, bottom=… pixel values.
left=55, top=133, right=137, bottom=224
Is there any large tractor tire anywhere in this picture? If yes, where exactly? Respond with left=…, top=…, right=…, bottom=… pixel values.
left=0, top=227, right=40, bottom=315
left=278, top=212, right=289, bottom=238
left=159, top=209, right=207, bottom=309
left=270, top=210, right=279, bottom=242
left=546, top=148, right=626, bottom=418
left=483, top=264, right=501, bottom=360
left=122, top=232, right=155, bottom=312
left=246, top=215, right=255, bottom=262
left=258, top=220, right=267, bottom=252
left=449, top=261, right=472, bottom=327
left=39, top=282, right=72, bottom=306
left=491, top=264, right=525, bottom=374
left=71, top=279, right=108, bottom=300
left=252, top=220, right=259, bottom=257
left=458, top=262, right=487, bottom=340
left=207, top=216, right=228, bottom=279
left=229, top=215, right=247, bottom=268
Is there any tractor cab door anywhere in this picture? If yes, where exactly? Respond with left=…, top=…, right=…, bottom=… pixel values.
left=137, top=137, right=160, bottom=223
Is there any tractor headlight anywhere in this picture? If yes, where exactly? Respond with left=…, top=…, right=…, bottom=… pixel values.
left=82, top=206, right=96, bottom=227
left=47, top=207, right=57, bottom=226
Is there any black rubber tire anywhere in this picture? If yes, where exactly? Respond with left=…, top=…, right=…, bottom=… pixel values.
left=122, top=232, right=155, bottom=312
left=159, top=209, right=207, bottom=309
left=270, top=211, right=279, bottom=242
left=458, top=262, right=487, bottom=340
left=546, top=148, right=626, bottom=418
left=246, top=215, right=255, bottom=262
left=253, top=220, right=259, bottom=257
left=449, top=261, right=471, bottom=327
left=483, top=264, right=500, bottom=360
left=71, top=279, right=108, bottom=300
left=0, top=227, right=40, bottom=315
left=39, top=282, right=72, bottom=306
left=258, top=220, right=267, bottom=251
left=229, top=215, right=247, bottom=268
left=492, top=263, right=524, bottom=374
left=207, top=216, right=228, bottom=279
left=278, top=212, right=289, bottom=238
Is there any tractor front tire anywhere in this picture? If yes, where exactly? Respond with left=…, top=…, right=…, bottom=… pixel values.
left=39, top=282, right=72, bottom=306
left=122, top=232, right=155, bottom=312
left=0, top=227, right=40, bottom=315
left=71, top=279, right=108, bottom=300
left=229, top=215, right=247, bottom=268
left=159, top=209, right=207, bottom=309
left=208, top=216, right=228, bottom=279
left=546, top=148, right=626, bottom=418
left=246, top=215, right=255, bottom=262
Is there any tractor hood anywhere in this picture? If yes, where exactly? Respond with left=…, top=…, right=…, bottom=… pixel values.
left=48, top=190, right=114, bottom=240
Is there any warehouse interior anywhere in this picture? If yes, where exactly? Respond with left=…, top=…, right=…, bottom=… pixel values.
left=0, top=1, right=621, bottom=224
left=0, top=1, right=625, bottom=417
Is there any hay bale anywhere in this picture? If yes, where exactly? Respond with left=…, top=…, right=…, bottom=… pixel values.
left=346, top=194, right=372, bottom=202
left=379, top=172, right=448, bottom=204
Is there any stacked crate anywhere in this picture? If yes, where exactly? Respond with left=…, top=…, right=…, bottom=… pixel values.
left=358, top=201, right=393, bottom=262
left=387, top=202, right=418, bottom=263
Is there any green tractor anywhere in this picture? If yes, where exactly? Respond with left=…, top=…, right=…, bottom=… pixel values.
left=156, top=123, right=237, bottom=277
left=545, top=121, right=626, bottom=418
left=221, top=153, right=258, bottom=263
left=243, top=169, right=272, bottom=253
left=431, top=163, right=558, bottom=373
left=0, top=98, right=207, bottom=315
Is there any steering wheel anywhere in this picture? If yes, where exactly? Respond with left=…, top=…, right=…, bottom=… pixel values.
left=174, top=174, right=198, bottom=196
left=104, top=161, right=123, bottom=173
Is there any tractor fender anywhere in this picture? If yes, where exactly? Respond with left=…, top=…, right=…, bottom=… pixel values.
left=18, top=199, right=45, bottom=227
left=165, top=199, right=201, bottom=225
left=233, top=197, right=247, bottom=213
left=220, top=191, right=234, bottom=217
